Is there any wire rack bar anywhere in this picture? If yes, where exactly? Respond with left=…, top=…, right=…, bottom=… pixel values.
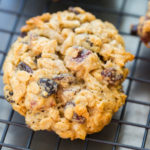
left=0, top=119, right=27, bottom=128
left=112, top=41, right=142, bottom=149
left=116, top=0, right=127, bottom=29
left=126, top=98, right=150, bottom=106
left=0, top=109, right=14, bottom=149
left=0, top=8, right=33, bottom=18
left=26, top=131, right=34, bottom=149
left=0, top=0, right=26, bottom=72
left=0, top=115, right=149, bottom=132
left=59, top=0, right=141, bottom=18
left=141, top=110, right=150, bottom=148
left=0, top=142, right=31, bottom=150
left=0, top=0, right=27, bottom=149
left=86, top=137, right=150, bottom=150
left=0, top=1, right=141, bottom=18
left=54, top=136, right=61, bottom=150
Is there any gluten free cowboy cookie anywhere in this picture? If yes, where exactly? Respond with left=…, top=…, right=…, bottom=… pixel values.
left=3, top=7, right=134, bottom=140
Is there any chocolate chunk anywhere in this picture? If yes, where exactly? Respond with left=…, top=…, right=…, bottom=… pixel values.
left=17, top=62, right=33, bottom=73
left=34, top=54, right=41, bottom=63
left=73, top=49, right=92, bottom=62
left=130, top=24, right=138, bottom=36
left=38, top=78, right=58, bottom=98
left=20, top=32, right=27, bottom=38
left=68, top=7, right=80, bottom=15
left=72, top=113, right=86, bottom=124
left=101, top=68, right=123, bottom=85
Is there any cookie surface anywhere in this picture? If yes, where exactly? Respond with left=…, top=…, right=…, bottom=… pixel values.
left=131, top=2, right=150, bottom=47
left=3, top=7, right=134, bottom=140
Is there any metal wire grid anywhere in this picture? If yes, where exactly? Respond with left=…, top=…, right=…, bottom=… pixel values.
left=0, top=0, right=150, bottom=150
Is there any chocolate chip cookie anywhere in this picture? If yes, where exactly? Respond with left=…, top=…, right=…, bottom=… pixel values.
left=3, top=7, right=134, bottom=140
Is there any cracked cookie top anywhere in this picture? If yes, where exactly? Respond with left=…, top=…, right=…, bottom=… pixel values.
left=3, top=7, right=134, bottom=140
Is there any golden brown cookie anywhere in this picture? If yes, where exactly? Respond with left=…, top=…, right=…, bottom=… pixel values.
left=3, top=7, right=134, bottom=140
left=131, top=2, right=150, bottom=47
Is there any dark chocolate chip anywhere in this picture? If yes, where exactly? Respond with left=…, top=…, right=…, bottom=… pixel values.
left=68, top=7, right=80, bottom=15
left=38, top=78, right=58, bottom=98
left=101, top=68, right=123, bottom=85
left=20, top=32, right=27, bottom=38
left=17, top=62, right=33, bottom=73
left=73, top=49, right=92, bottom=62
left=130, top=24, right=138, bottom=36
left=72, top=113, right=86, bottom=124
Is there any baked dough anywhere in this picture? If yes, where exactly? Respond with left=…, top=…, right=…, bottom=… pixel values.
left=3, top=7, right=134, bottom=140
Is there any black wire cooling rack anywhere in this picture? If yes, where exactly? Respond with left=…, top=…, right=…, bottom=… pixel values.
left=0, top=0, right=150, bottom=150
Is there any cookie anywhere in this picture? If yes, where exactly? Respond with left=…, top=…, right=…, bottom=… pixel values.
left=131, top=2, right=150, bottom=47
left=3, top=7, right=134, bottom=140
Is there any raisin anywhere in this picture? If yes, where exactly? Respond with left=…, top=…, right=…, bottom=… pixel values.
left=34, top=54, right=41, bottom=64
left=5, top=91, right=14, bottom=103
left=20, top=32, right=27, bottom=38
left=65, top=101, right=75, bottom=108
left=53, top=74, right=75, bottom=84
left=141, top=32, right=150, bottom=43
left=38, top=78, right=58, bottom=98
left=17, top=62, right=33, bottom=73
left=101, top=68, right=123, bottom=85
left=9, top=91, right=13, bottom=96
left=72, top=113, right=86, bottom=124
left=73, top=48, right=92, bottom=62
left=130, top=24, right=138, bottom=36
left=9, top=100, right=15, bottom=103
left=98, top=54, right=106, bottom=64
left=68, top=7, right=80, bottom=15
